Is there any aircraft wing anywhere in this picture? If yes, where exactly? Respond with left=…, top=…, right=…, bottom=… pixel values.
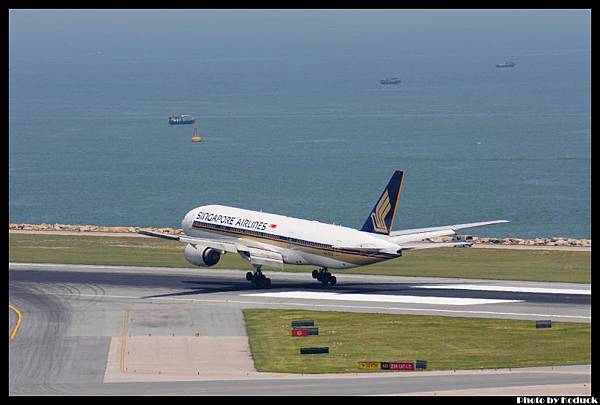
left=333, top=240, right=472, bottom=254
left=388, top=220, right=508, bottom=243
left=138, top=229, right=283, bottom=268
left=137, top=229, right=239, bottom=254
left=397, top=240, right=473, bottom=251
left=331, top=244, right=402, bottom=256
left=137, top=229, right=180, bottom=241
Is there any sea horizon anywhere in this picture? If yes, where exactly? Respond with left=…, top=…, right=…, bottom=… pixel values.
left=9, top=10, right=591, bottom=239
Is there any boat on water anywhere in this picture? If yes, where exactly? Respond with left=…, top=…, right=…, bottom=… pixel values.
left=380, top=77, right=401, bottom=85
left=191, top=126, right=202, bottom=143
left=496, top=61, right=515, bottom=68
left=169, top=114, right=196, bottom=125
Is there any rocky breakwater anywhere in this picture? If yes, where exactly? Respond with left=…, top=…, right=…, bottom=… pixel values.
left=9, top=223, right=183, bottom=235
left=431, top=235, right=591, bottom=248
left=9, top=223, right=591, bottom=247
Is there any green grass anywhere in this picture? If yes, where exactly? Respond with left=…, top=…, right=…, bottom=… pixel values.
left=8, top=233, right=591, bottom=283
left=243, top=309, right=591, bottom=373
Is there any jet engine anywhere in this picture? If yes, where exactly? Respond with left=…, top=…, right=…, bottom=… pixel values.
left=184, top=244, right=221, bottom=267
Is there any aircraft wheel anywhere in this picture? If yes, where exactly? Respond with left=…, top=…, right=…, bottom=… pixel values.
left=329, top=276, right=337, bottom=286
left=312, top=270, right=319, bottom=279
left=246, top=272, right=253, bottom=281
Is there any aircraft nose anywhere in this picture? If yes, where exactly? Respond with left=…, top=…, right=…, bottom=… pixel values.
left=181, top=209, right=196, bottom=232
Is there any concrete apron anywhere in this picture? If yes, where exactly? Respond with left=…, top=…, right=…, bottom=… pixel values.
left=104, top=335, right=262, bottom=382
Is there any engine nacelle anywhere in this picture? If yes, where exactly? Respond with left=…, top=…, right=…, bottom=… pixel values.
left=184, top=244, right=221, bottom=267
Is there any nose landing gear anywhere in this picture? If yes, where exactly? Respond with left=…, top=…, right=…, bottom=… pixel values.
left=312, top=268, right=337, bottom=286
left=246, top=266, right=271, bottom=289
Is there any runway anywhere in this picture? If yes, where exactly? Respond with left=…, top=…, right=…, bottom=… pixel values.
left=9, top=262, right=591, bottom=395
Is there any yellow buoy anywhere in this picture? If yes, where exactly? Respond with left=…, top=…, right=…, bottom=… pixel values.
left=191, top=126, right=202, bottom=142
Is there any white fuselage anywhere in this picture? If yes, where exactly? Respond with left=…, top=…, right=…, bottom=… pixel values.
left=181, top=205, right=400, bottom=269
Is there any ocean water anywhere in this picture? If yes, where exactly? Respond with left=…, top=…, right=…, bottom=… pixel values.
left=9, top=11, right=591, bottom=238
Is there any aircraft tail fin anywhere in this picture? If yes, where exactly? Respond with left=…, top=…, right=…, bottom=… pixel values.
left=360, top=170, right=404, bottom=235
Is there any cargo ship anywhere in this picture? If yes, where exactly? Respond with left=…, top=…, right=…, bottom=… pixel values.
left=380, top=77, right=401, bottom=85
left=496, top=61, right=515, bottom=68
left=169, top=114, right=196, bottom=125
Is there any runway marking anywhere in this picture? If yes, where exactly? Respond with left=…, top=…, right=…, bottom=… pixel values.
left=120, top=309, right=129, bottom=373
left=9, top=305, right=23, bottom=341
left=43, top=292, right=591, bottom=320
left=240, top=291, right=523, bottom=306
left=413, top=284, right=591, bottom=295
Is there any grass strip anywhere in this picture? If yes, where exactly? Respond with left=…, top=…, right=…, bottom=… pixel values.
left=9, top=233, right=591, bottom=283
left=243, top=309, right=591, bottom=373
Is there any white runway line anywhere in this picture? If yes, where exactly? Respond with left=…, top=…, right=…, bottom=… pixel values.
left=39, top=292, right=590, bottom=320
left=241, top=291, right=523, bottom=306
left=413, top=284, right=591, bottom=295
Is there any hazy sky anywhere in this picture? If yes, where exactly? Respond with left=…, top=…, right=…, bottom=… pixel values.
left=10, top=10, right=591, bottom=61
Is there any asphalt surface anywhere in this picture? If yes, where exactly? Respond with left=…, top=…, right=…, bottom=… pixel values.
left=8, top=262, right=591, bottom=395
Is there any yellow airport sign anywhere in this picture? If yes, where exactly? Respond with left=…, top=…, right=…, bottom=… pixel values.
left=358, top=361, right=381, bottom=370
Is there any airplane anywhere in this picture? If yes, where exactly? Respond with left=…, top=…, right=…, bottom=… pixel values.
left=138, top=171, right=508, bottom=288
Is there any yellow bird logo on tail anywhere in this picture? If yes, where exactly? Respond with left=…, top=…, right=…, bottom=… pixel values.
left=371, top=189, right=391, bottom=233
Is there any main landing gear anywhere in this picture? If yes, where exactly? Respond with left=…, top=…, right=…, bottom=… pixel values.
left=312, top=268, right=337, bottom=286
left=246, top=266, right=271, bottom=289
